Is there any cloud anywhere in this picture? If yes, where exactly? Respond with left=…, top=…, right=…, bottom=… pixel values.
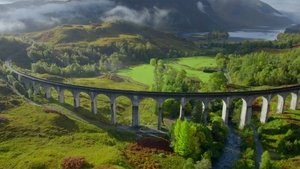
left=196, top=1, right=206, bottom=13
left=0, top=19, right=26, bottom=33
left=101, top=6, right=170, bottom=27
left=0, top=0, right=116, bottom=33
left=0, top=0, right=171, bottom=33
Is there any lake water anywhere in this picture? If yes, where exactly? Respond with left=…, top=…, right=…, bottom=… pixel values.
left=183, top=28, right=285, bottom=41
left=228, top=28, right=285, bottom=41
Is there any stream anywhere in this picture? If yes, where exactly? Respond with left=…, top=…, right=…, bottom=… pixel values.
left=212, top=122, right=264, bottom=169
left=252, top=125, right=264, bottom=169
left=213, top=122, right=241, bottom=169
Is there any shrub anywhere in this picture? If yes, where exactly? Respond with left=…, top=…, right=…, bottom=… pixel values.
left=171, top=120, right=201, bottom=158
left=194, top=158, right=212, bottom=169
left=61, top=157, right=90, bottom=169
left=183, top=158, right=195, bottom=169
left=124, top=137, right=171, bottom=169
left=259, top=151, right=271, bottom=169
left=0, top=117, right=9, bottom=124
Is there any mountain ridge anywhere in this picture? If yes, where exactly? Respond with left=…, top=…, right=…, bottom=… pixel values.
left=0, top=0, right=293, bottom=33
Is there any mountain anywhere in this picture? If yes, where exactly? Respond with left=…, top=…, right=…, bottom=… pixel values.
left=114, top=0, right=292, bottom=32
left=0, top=0, right=293, bottom=33
left=208, top=0, right=291, bottom=29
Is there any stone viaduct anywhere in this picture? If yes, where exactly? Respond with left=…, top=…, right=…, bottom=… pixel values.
left=8, top=65, right=300, bottom=130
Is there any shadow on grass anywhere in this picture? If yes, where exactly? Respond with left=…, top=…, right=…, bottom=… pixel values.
left=32, top=95, right=137, bottom=142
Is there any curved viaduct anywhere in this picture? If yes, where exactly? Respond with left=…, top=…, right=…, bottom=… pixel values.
left=8, top=65, right=300, bottom=130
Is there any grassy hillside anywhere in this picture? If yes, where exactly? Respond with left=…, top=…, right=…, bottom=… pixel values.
left=0, top=80, right=136, bottom=168
left=26, top=21, right=198, bottom=52
left=0, top=80, right=185, bottom=168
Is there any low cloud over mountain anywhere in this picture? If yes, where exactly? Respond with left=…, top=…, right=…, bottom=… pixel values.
left=0, top=0, right=293, bottom=33
left=261, top=0, right=300, bottom=23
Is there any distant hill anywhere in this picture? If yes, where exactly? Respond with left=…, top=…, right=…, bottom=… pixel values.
left=13, top=21, right=202, bottom=69
left=26, top=21, right=198, bottom=52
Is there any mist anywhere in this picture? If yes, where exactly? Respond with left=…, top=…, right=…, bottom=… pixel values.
left=0, top=0, right=170, bottom=33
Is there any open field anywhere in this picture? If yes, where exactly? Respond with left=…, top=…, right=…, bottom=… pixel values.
left=118, top=56, right=216, bottom=86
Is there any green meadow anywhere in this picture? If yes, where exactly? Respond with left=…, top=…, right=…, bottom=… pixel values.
left=118, top=56, right=216, bottom=86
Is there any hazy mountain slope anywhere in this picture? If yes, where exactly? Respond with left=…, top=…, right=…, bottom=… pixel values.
left=0, top=0, right=292, bottom=33
left=209, top=0, right=291, bottom=28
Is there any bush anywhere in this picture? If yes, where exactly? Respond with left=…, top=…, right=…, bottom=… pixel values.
left=13, top=81, right=26, bottom=94
left=0, top=116, right=9, bottom=124
left=194, top=158, right=212, bottom=169
left=124, top=137, right=171, bottom=169
left=183, top=158, right=195, bottom=169
left=171, top=120, right=201, bottom=158
left=259, top=151, right=271, bottom=169
left=233, top=148, right=255, bottom=169
left=61, top=157, right=91, bottom=169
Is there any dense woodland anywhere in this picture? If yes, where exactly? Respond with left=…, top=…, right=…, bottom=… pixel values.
left=227, top=49, right=300, bottom=86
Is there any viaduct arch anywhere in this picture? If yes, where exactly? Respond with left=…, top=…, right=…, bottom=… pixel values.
left=8, top=64, right=300, bottom=130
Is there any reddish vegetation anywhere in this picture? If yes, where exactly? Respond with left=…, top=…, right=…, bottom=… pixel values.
left=124, top=137, right=172, bottom=169
left=137, top=137, right=172, bottom=152
left=43, top=108, right=62, bottom=115
left=61, top=157, right=89, bottom=169
left=0, top=116, right=9, bottom=124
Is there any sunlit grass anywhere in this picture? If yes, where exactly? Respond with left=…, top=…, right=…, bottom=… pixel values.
left=0, top=104, right=134, bottom=168
left=117, top=56, right=216, bottom=86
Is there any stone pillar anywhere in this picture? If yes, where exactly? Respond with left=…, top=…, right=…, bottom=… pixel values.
left=111, top=98, right=117, bottom=125
left=45, top=86, right=51, bottom=99
left=179, top=97, right=186, bottom=120
left=260, top=96, right=271, bottom=124
left=32, top=82, right=38, bottom=95
left=73, top=92, right=80, bottom=108
left=222, top=98, right=230, bottom=124
left=58, top=88, right=65, bottom=104
left=239, top=98, right=252, bottom=129
left=290, top=93, right=298, bottom=110
left=17, top=74, right=22, bottom=81
left=202, top=100, right=210, bottom=124
left=91, top=93, right=97, bottom=114
left=23, top=80, right=30, bottom=90
left=157, top=99, right=164, bottom=130
left=132, top=96, right=140, bottom=128
left=276, top=94, right=286, bottom=114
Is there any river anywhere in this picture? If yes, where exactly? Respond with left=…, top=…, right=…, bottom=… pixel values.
left=213, top=122, right=241, bottom=169
left=212, top=122, right=264, bottom=169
